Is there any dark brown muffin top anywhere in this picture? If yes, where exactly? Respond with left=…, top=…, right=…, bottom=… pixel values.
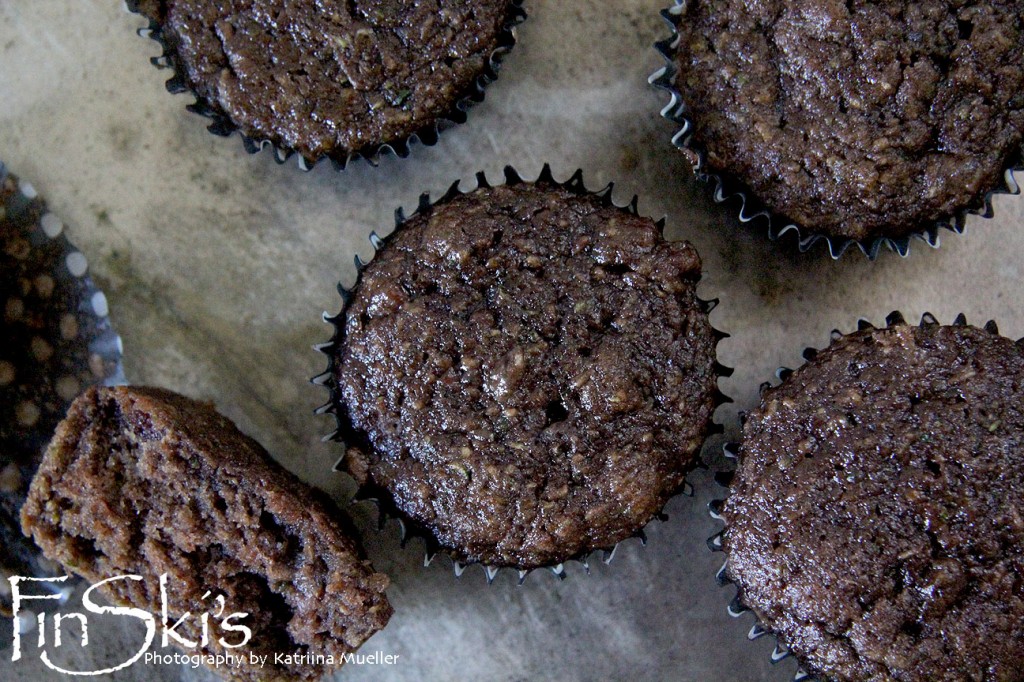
left=332, top=180, right=720, bottom=569
left=135, top=0, right=514, bottom=161
left=22, top=386, right=392, bottom=681
left=725, top=322, right=1024, bottom=681
left=672, top=0, right=1024, bottom=241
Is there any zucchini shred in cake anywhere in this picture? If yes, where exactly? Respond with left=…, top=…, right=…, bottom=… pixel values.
left=669, top=0, right=1024, bottom=242
left=325, top=170, right=727, bottom=572
left=21, top=386, right=392, bottom=681
left=722, top=318, right=1024, bottom=681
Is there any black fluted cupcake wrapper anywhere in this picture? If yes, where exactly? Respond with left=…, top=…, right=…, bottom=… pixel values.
left=706, top=311, right=1014, bottom=681
left=0, top=161, right=125, bottom=618
left=650, top=1, right=1024, bottom=260
left=312, top=163, right=734, bottom=583
left=125, top=0, right=526, bottom=171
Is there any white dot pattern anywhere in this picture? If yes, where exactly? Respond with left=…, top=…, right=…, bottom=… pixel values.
left=91, top=291, right=109, bottom=317
left=40, top=213, right=63, bottom=238
left=18, top=181, right=37, bottom=199
left=66, top=252, right=88, bottom=277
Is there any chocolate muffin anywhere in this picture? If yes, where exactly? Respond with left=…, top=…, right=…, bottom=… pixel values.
left=323, top=168, right=725, bottom=572
left=129, top=0, right=524, bottom=166
left=721, top=315, right=1024, bottom=681
left=663, top=0, right=1024, bottom=245
left=22, top=386, right=392, bottom=681
left=0, top=163, right=122, bottom=610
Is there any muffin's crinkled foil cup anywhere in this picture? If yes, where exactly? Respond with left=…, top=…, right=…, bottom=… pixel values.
left=125, top=0, right=527, bottom=171
left=649, top=1, right=1024, bottom=259
left=313, top=164, right=734, bottom=584
left=707, top=311, right=1011, bottom=681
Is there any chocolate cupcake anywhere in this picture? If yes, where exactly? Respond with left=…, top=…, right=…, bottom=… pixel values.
left=128, top=0, right=525, bottom=169
left=712, top=313, right=1024, bottom=681
left=22, top=386, right=392, bottom=681
left=652, top=0, right=1024, bottom=257
left=0, top=162, right=123, bottom=613
left=316, top=166, right=730, bottom=579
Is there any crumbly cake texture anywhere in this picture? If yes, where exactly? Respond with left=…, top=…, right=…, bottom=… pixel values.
left=332, top=181, right=720, bottom=570
left=672, top=0, right=1024, bottom=242
left=21, top=386, right=392, bottom=681
left=726, top=323, right=1024, bottom=681
left=133, top=0, right=514, bottom=161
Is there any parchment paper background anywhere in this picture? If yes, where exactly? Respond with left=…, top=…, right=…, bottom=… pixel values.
left=1, top=1, right=1021, bottom=680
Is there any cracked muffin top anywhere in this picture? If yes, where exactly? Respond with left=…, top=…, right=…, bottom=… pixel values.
left=672, top=0, right=1024, bottom=242
left=132, top=0, right=516, bottom=161
left=725, top=321, right=1024, bottom=681
left=330, top=179, right=721, bottom=570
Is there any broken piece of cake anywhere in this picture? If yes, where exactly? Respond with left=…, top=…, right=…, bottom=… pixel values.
left=20, top=385, right=392, bottom=680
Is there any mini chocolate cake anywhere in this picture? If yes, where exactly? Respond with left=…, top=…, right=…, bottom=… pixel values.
left=723, top=317, right=1024, bottom=681
left=326, top=170, right=723, bottom=571
left=21, top=386, right=392, bottom=681
left=669, top=0, right=1024, bottom=243
left=0, top=164, right=122, bottom=607
left=130, top=0, right=522, bottom=165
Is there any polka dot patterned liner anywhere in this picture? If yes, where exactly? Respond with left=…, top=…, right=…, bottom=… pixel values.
left=0, top=160, right=125, bottom=600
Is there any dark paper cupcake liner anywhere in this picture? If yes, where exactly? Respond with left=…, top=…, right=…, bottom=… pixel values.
left=650, top=1, right=1024, bottom=259
left=0, top=162, right=125, bottom=623
left=312, top=163, right=734, bottom=584
left=125, top=0, right=526, bottom=171
left=706, top=310, right=1013, bottom=681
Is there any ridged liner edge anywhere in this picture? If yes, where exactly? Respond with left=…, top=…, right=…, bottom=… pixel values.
left=313, top=163, right=734, bottom=584
left=649, top=0, right=1024, bottom=260
left=124, top=0, right=527, bottom=171
left=707, top=310, right=1014, bottom=681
